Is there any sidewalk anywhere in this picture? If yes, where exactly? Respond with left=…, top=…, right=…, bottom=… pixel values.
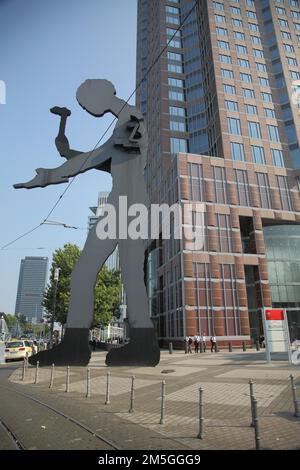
left=7, top=349, right=300, bottom=450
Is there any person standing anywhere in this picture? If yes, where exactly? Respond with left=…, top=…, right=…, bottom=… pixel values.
left=188, top=336, right=193, bottom=354
left=202, top=333, right=206, bottom=352
left=210, top=335, right=217, bottom=353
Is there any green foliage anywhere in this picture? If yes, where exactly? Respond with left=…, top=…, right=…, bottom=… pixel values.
left=43, top=244, right=122, bottom=327
left=4, top=314, right=17, bottom=328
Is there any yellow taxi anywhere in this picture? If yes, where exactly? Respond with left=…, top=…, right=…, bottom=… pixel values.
left=5, top=339, right=33, bottom=362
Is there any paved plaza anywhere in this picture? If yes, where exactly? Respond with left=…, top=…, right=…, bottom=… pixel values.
left=2, top=349, right=300, bottom=450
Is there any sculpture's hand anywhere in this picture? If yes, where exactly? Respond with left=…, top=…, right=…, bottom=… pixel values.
left=14, top=168, right=68, bottom=189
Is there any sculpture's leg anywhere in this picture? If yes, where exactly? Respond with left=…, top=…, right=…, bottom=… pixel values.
left=106, top=238, right=160, bottom=366
left=29, top=226, right=117, bottom=366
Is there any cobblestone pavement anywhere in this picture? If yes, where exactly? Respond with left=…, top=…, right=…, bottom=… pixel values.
left=3, top=349, right=300, bottom=450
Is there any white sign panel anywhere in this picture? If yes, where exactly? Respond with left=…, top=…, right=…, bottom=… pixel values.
left=263, top=308, right=291, bottom=363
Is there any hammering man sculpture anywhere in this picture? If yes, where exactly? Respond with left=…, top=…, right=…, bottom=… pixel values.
left=14, top=79, right=160, bottom=367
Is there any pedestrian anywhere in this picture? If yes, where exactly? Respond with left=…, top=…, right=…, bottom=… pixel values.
left=194, top=335, right=199, bottom=353
left=202, top=333, right=206, bottom=352
left=188, top=336, right=193, bottom=354
left=92, top=337, right=97, bottom=351
left=210, top=335, right=217, bottom=353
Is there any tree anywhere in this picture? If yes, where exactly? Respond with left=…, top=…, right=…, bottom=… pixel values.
left=4, top=314, right=17, bottom=329
left=43, top=244, right=81, bottom=325
left=43, top=244, right=122, bottom=328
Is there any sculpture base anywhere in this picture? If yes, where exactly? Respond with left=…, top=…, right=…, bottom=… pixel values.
left=105, top=328, right=160, bottom=366
left=28, top=328, right=91, bottom=367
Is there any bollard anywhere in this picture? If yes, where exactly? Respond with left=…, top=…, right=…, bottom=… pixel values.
left=228, top=342, right=232, bottom=352
left=34, top=361, right=39, bottom=384
left=86, top=367, right=91, bottom=398
left=65, top=366, right=70, bottom=393
left=255, top=340, right=260, bottom=351
left=249, top=379, right=255, bottom=427
left=169, top=342, right=173, bottom=354
left=159, top=380, right=166, bottom=424
left=129, top=375, right=135, bottom=413
left=242, top=341, right=246, bottom=352
left=290, top=374, right=300, bottom=417
left=25, top=352, right=29, bottom=368
left=252, top=397, right=261, bottom=450
left=184, top=341, right=188, bottom=354
left=22, top=358, right=26, bottom=381
left=197, top=387, right=204, bottom=439
left=199, top=342, right=203, bottom=353
left=49, top=363, right=54, bottom=389
left=105, top=372, right=111, bottom=405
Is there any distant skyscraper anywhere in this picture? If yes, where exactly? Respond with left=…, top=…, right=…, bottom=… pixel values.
left=88, top=192, right=120, bottom=271
left=15, top=257, right=48, bottom=322
left=136, top=0, right=300, bottom=346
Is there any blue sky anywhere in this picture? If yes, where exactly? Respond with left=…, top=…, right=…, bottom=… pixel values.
left=0, top=0, right=137, bottom=313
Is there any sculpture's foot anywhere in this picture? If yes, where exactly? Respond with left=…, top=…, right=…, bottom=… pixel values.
left=28, top=328, right=91, bottom=367
left=105, top=328, right=160, bottom=366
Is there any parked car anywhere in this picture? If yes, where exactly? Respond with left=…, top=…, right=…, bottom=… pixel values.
left=5, top=339, right=33, bottom=362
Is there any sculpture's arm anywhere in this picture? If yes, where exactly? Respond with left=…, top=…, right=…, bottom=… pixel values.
left=14, top=137, right=114, bottom=189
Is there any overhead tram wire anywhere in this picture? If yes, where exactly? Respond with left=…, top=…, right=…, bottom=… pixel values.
left=1, top=0, right=199, bottom=251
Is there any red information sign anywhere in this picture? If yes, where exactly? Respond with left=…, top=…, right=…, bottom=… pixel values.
left=265, top=309, right=285, bottom=321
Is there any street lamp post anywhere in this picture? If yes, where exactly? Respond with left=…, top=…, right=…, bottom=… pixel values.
left=50, top=268, right=60, bottom=348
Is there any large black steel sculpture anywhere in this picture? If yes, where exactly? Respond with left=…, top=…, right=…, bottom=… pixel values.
left=14, top=79, right=160, bottom=367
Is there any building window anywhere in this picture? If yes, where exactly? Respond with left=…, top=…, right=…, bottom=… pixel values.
left=228, top=117, right=242, bottom=135
left=264, top=108, right=276, bottom=118
left=170, top=120, right=186, bottom=131
left=287, top=56, right=298, bottom=66
left=215, top=14, right=226, bottom=23
left=267, top=125, right=280, bottom=142
left=251, top=145, right=266, bottom=164
left=276, top=175, right=293, bottom=211
left=261, top=92, right=273, bottom=102
left=256, top=62, right=267, bottom=72
left=259, top=77, right=270, bottom=87
left=284, top=43, right=295, bottom=52
left=219, top=54, right=232, bottom=63
left=170, top=137, right=187, bottom=154
left=221, top=68, right=234, bottom=79
left=245, top=104, right=257, bottom=115
left=256, top=172, right=272, bottom=208
left=232, top=18, right=243, bottom=27
left=169, top=106, right=185, bottom=117
left=271, top=148, right=285, bottom=167
left=216, top=26, right=228, bottom=35
left=224, top=84, right=236, bottom=94
left=225, top=100, right=238, bottom=111
left=239, top=59, right=250, bottom=68
left=212, top=166, right=228, bottom=204
left=240, top=72, right=252, bottom=83
left=188, top=163, right=204, bottom=201
left=234, top=31, right=245, bottom=40
left=253, top=49, right=264, bottom=57
left=218, top=40, right=230, bottom=49
left=236, top=44, right=247, bottom=54
left=231, top=142, right=245, bottom=161
left=243, top=88, right=255, bottom=98
left=248, top=121, right=262, bottom=139
left=235, top=169, right=250, bottom=206
left=217, top=214, right=233, bottom=253
left=213, top=2, right=224, bottom=11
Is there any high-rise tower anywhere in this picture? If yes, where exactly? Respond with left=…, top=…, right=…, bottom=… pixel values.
left=137, top=0, right=300, bottom=345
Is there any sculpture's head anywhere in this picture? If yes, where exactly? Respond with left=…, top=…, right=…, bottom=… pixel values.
left=76, top=79, right=118, bottom=117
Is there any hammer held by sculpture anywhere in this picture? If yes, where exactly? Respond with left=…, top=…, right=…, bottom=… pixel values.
left=14, top=79, right=160, bottom=367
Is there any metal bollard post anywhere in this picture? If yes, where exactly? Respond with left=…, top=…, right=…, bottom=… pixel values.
left=65, top=366, right=70, bottom=393
left=169, top=342, right=173, bottom=354
left=228, top=342, right=232, bottom=352
left=197, top=387, right=204, bottom=439
left=129, top=375, right=135, bottom=413
left=184, top=341, right=188, bottom=354
left=255, top=340, right=260, bottom=351
left=25, top=352, right=29, bottom=368
left=86, top=367, right=91, bottom=398
left=105, top=372, right=111, bottom=405
left=159, top=380, right=166, bottom=424
left=242, top=341, right=246, bottom=352
left=49, top=363, right=54, bottom=389
left=252, top=397, right=261, bottom=450
left=199, top=342, right=203, bottom=353
left=290, top=374, right=300, bottom=417
left=34, top=361, right=39, bottom=384
left=249, top=379, right=255, bottom=427
left=22, top=358, right=26, bottom=381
